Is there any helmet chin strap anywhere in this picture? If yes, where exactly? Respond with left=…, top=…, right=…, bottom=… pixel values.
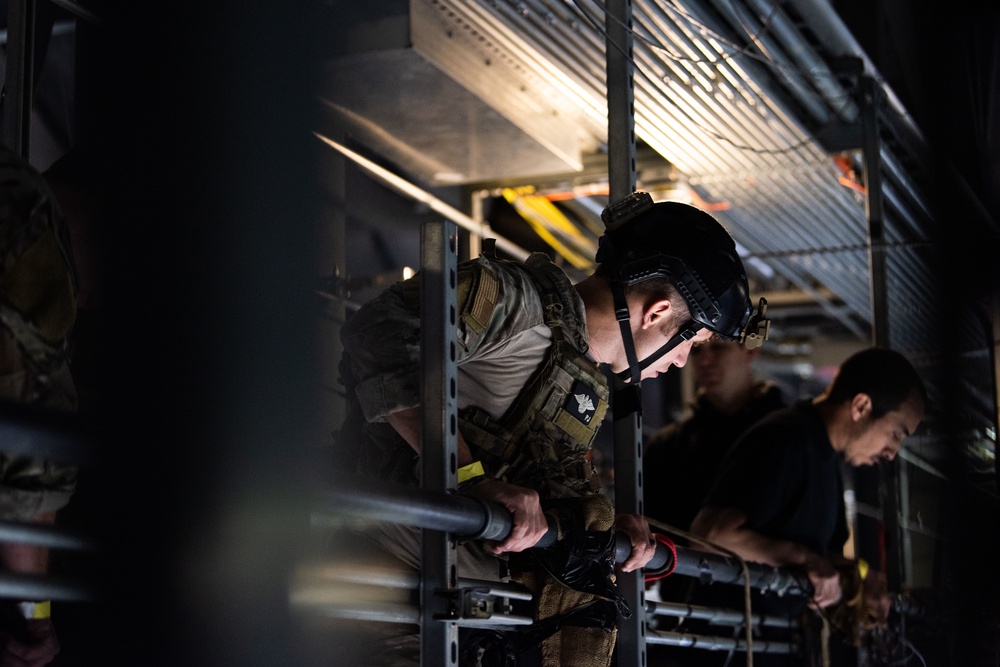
left=610, top=278, right=705, bottom=384
left=614, top=319, right=704, bottom=383
left=610, top=280, right=643, bottom=385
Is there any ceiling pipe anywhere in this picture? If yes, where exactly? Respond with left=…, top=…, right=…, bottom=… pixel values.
left=314, top=133, right=530, bottom=261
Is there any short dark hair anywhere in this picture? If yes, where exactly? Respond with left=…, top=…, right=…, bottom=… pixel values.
left=825, top=347, right=926, bottom=418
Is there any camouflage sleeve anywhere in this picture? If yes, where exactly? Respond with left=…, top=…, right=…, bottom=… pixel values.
left=341, top=261, right=516, bottom=422
left=340, top=256, right=546, bottom=423
left=340, top=277, right=423, bottom=423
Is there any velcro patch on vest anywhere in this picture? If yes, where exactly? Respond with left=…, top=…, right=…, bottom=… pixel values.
left=564, top=381, right=601, bottom=426
left=465, top=268, right=499, bottom=334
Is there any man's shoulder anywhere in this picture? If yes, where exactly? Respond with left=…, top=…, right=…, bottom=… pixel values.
left=730, top=400, right=816, bottom=455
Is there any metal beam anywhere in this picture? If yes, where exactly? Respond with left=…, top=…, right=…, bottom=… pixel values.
left=605, top=0, right=646, bottom=662
left=314, top=133, right=530, bottom=260
left=2, top=0, right=35, bottom=157
left=860, top=75, right=907, bottom=592
left=647, top=599, right=797, bottom=630
left=419, top=220, right=460, bottom=666
left=0, top=520, right=95, bottom=551
left=647, top=629, right=796, bottom=654
left=321, top=474, right=812, bottom=595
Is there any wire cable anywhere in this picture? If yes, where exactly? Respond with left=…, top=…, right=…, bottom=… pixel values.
left=567, top=0, right=814, bottom=157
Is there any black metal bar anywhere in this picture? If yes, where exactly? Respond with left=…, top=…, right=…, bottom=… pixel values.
left=321, top=473, right=811, bottom=597
left=0, top=520, right=96, bottom=551
left=671, top=545, right=809, bottom=596
left=322, top=474, right=512, bottom=542
left=647, top=600, right=797, bottom=630
left=0, top=571, right=90, bottom=602
left=860, top=74, right=905, bottom=594
left=47, top=0, right=103, bottom=25
left=606, top=0, right=642, bottom=658
left=860, top=75, right=890, bottom=346
left=605, top=0, right=636, bottom=202
left=419, top=220, right=460, bottom=666
left=647, top=629, right=797, bottom=654
left=2, top=0, right=36, bottom=156
left=612, top=382, right=646, bottom=667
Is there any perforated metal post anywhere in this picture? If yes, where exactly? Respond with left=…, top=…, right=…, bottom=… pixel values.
left=606, top=0, right=645, bottom=664
left=420, top=220, right=461, bottom=666
left=860, top=75, right=907, bottom=592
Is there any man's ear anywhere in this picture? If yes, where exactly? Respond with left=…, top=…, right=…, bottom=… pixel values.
left=850, top=393, right=873, bottom=422
left=641, top=297, right=673, bottom=330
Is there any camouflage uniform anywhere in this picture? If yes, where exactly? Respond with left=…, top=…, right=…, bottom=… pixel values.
left=339, top=252, right=621, bottom=666
left=0, top=148, right=78, bottom=521
left=341, top=252, right=608, bottom=500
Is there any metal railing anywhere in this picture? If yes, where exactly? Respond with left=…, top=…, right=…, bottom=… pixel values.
left=315, top=470, right=812, bottom=656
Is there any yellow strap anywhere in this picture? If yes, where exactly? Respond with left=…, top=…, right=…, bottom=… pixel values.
left=857, top=558, right=869, bottom=581
left=17, top=600, right=51, bottom=619
left=457, top=460, right=486, bottom=484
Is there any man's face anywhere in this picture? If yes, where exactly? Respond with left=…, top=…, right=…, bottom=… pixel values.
left=637, top=326, right=714, bottom=381
left=844, top=393, right=924, bottom=466
left=690, top=338, right=755, bottom=395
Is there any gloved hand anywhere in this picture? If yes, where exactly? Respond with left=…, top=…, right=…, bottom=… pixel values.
left=0, top=617, right=60, bottom=667
left=524, top=496, right=630, bottom=618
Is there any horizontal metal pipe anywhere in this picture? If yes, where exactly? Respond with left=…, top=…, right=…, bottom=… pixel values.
left=321, top=474, right=513, bottom=543
left=647, top=628, right=797, bottom=654
left=322, top=472, right=654, bottom=562
left=0, top=572, right=91, bottom=602
left=672, top=545, right=809, bottom=596
left=316, top=565, right=534, bottom=602
left=647, top=599, right=797, bottom=629
left=316, top=601, right=419, bottom=625
left=315, top=600, right=535, bottom=628
left=314, top=133, right=530, bottom=261
left=323, top=473, right=810, bottom=596
left=0, top=520, right=96, bottom=551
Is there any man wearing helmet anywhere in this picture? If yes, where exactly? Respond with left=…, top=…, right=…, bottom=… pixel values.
left=338, top=192, right=763, bottom=666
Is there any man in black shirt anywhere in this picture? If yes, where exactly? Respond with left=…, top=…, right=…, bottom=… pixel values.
left=644, top=338, right=785, bottom=666
left=690, top=347, right=925, bottom=665
left=644, top=338, right=785, bottom=535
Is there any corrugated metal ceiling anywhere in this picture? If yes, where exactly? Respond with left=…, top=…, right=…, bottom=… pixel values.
left=322, top=0, right=996, bottom=431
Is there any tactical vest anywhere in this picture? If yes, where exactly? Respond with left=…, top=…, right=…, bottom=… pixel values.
left=458, top=254, right=609, bottom=499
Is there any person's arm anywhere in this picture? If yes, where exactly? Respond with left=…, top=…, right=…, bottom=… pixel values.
left=0, top=513, right=52, bottom=575
left=691, top=505, right=840, bottom=608
left=385, top=407, right=548, bottom=553
left=0, top=512, right=60, bottom=667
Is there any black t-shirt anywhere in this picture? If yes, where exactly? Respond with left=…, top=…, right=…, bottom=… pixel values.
left=702, top=399, right=849, bottom=556
left=643, top=382, right=785, bottom=534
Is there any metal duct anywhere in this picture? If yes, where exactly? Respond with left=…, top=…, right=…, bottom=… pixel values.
left=324, top=0, right=988, bottom=356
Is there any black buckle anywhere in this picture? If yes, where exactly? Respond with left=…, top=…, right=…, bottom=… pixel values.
left=601, top=192, right=654, bottom=232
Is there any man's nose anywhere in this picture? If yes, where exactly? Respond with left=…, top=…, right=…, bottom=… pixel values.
left=673, top=346, right=692, bottom=368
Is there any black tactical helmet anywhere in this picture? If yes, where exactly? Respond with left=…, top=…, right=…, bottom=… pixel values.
left=596, top=192, right=767, bottom=383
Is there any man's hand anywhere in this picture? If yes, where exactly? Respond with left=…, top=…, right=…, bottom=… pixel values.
left=861, top=570, right=891, bottom=628
left=804, top=554, right=841, bottom=609
left=465, top=479, right=549, bottom=554
left=614, top=513, right=655, bottom=572
left=0, top=618, right=59, bottom=667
